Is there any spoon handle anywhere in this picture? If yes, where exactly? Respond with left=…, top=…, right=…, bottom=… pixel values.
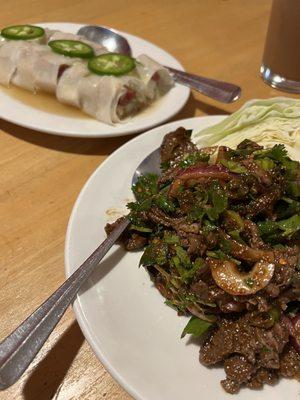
left=0, top=218, right=129, bottom=390
left=166, top=66, right=241, bottom=103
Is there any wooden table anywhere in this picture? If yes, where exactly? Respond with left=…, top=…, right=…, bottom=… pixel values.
left=1, top=1, right=299, bottom=399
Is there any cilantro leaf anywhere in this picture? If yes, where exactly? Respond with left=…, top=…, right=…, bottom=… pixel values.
left=254, top=144, right=289, bottom=163
left=175, top=246, right=191, bottom=267
left=171, top=248, right=205, bottom=283
left=266, top=144, right=288, bottom=161
left=163, top=232, right=180, bottom=244
left=127, top=198, right=152, bottom=225
left=140, top=241, right=168, bottom=267
left=132, top=174, right=158, bottom=202
left=287, top=181, right=300, bottom=198
left=206, top=250, right=227, bottom=260
left=181, top=316, right=214, bottom=338
left=276, top=197, right=300, bottom=219
left=206, top=183, right=228, bottom=221
left=257, top=220, right=280, bottom=238
left=188, top=206, right=205, bottom=222
left=179, top=152, right=210, bottom=168
left=154, top=193, right=175, bottom=213
left=278, top=214, right=300, bottom=236
left=258, top=214, right=300, bottom=239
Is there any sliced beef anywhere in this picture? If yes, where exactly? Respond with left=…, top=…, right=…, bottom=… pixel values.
left=278, top=288, right=300, bottom=310
left=176, top=189, right=195, bottom=214
left=221, top=378, right=240, bottom=394
left=105, top=216, right=147, bottom=251
left=105, top=216, right=127, bottom=236
left=243, top=188, right=282, bottom=218
left=160, top=127, right=197, bottom=163
left=243, top=159, right=272, bottom=186
left=224, top=355, right=255, bottom=383
left=153, top=275, right=173, bottom=300
left=125, top=233, right=147, bottom=251
left=279, top=344, right=300, bottom=378
left=190, top=280, right=211, bottom=302
left=147, top=206, right=185, bottom=228
left=243, top=219, right=267, bottom=249
left=200, top=316, right=289, bottom=369
left=237, top=139, right=263, bottom=152
left=201, top=315, right=289, bottom=393
left=273, top=264, right=295, bottom=287
left=191, top=278, right=246, bottom=313
left=221, top=353, right=257, bottom=394
left=187, top=234, right=207, bottom=256
left=245, top=293, right=271, bottom=312
left=246, top=368, right=278, bottom=390
left=264, top=284, right=281, bottom=298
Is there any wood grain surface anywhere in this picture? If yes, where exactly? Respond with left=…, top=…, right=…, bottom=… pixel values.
left=1, top=1, right=298, bottom=399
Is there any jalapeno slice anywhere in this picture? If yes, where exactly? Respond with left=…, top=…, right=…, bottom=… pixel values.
left=88, top=53, right=136, bottom=76
left=48, top=40, right=94, bottom=59
left=1, top=25, right=45, bottom=40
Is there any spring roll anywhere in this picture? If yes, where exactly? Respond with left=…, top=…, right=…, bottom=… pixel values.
left=56, top=62, right=89, bottom=107
left=0, top=39, right=73, bottom=93
left=135, top=54, right=173, bottom=100
left=34, top=52, right=78, bottom=93
left=0, top=41, right=33, bottom=86
left=78, top=75, right=147, bottom=124
left=12, top=43, right=50, bottom=91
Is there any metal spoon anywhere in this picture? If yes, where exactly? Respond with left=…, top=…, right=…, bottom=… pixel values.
left=0, top=148, right=160, bottom=390
left=78, top=25, right=241, bottom=103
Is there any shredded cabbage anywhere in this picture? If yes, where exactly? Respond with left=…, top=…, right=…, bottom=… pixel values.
left=191, top=97, right=300, bottom=159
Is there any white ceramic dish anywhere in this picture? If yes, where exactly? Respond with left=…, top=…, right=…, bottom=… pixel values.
left=65, top=116, right=298, bottom=399
left=0, top=22, right=190, bottom=138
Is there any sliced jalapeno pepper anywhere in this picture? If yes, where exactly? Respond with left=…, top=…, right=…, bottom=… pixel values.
left=1, top=25, right=45, bottom=40
left=48, top=40, right=94, bottom=59
left=88, top=53, right=136, bottom=76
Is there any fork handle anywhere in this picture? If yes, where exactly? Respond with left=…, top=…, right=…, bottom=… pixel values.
left=0, top=218, right=129, bottom=390
left=166, top=66, right=241, bottom=103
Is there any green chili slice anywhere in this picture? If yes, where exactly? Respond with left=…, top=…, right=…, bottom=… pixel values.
left=48, top=40, right=94, bottom=59
left=1, top=25, right=45, bottom=40
left=88, top=53, right=135, bottom=76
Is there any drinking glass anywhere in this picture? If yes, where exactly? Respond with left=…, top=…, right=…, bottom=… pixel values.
left=261, top=0, right=300, bottom=93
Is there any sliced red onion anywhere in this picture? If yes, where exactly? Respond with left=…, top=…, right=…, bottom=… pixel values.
left=292, top=315, right=300, bottom=330
left=169, top=165, right=234, bottom=196
left=281, top=314, right=300, bottom=354
left=177, top=164, right=230, bottom=179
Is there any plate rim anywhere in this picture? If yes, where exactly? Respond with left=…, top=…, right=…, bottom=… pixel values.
left=64, top=115, right=227, bottom=400
left=0, top=22, right=190, bottom=138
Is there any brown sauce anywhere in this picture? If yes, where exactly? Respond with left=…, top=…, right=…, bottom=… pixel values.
left=1, top=85, right=91, bottom=119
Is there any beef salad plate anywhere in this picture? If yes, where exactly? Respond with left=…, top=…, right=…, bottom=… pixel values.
left=0, top=22, right=189, bottom=137
left=65, top=98, right=300, bottom=399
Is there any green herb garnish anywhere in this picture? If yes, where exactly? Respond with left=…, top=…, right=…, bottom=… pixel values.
left=181, top=316, right=214, bottom=338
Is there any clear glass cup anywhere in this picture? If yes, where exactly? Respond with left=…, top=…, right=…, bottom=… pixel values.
left=261, top=0, right=300, bottom=93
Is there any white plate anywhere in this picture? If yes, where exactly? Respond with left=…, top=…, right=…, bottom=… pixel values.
left=65, top=116, right=298, bottom=400
left=0, top=22, right=189, bottom=138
